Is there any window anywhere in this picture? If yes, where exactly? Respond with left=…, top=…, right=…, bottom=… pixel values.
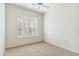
left=17, top=15, right=38, bottom=38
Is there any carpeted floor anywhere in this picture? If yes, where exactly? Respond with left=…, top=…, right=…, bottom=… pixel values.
left=4, top=41, right=79, bottom=56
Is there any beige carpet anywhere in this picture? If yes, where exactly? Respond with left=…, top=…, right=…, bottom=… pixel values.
left=4, top=41, right=79, bottom=56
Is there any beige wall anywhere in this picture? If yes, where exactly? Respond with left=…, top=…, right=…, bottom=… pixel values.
left=44, top=3, right=79, bottom=53
left=6, top=4, right=44, bottom=48
left=0, top=3, right=5, bottom=55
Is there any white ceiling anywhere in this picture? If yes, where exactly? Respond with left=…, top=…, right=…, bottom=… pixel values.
left=12, top=3, right=51, bottom=13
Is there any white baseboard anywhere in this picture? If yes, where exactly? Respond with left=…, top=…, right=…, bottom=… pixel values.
left=6, top=40, right=43, bottom=48
left=44, top=40, right=79, bottom=54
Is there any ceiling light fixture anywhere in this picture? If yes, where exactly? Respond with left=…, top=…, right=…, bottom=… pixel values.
left=32, top=3, right=49, bottom=9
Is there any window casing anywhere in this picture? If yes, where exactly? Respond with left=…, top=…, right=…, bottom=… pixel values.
left=17, top=15, right=38, bottom=38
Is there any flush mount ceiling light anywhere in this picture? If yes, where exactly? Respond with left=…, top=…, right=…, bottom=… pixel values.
left=13, top=3, right=50, bottom=13
left=32, top=3, right=49, bottom=9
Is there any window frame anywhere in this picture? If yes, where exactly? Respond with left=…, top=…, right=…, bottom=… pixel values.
left=17, top=15, right=38, bottom=38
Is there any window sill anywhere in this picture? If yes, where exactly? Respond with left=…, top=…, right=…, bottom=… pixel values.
left=17, top=36, right=37, bottom=39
